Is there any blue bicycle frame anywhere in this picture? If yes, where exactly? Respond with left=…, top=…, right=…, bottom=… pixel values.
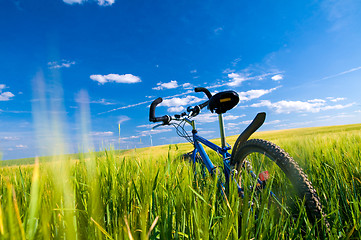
left=184, top=112, right=268, bottom=199
left=149, top=91, right=315, bottom=222
left=184, top=113, right=240, bottom=193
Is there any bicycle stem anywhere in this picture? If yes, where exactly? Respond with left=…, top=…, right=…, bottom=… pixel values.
left=218, top=114, right=226, bottom=148
left=184, top=117, right=196, bottom=130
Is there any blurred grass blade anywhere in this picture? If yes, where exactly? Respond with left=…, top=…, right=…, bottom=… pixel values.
left=152, top=169, right=160, bottom=191
left=188, top=186, right=212, bottom=208
left=124, top=217, right=134, bottom=240
left=11, top=185, right=26, bottom=240
left=0, top=201, right=4, bottom=235
left=147, top=216, right=159, bottom=238
left=91, top=217, right=113, bottom=240
left=26, top=157, right=40, bottom=240
left=132, top=179, right=142, bottom=205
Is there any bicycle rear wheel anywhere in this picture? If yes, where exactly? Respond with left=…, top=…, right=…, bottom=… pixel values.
left=231, top=139, right=328, bottom=229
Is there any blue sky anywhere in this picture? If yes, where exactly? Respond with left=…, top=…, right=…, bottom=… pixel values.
left=1, top=0, right=361, bottom=160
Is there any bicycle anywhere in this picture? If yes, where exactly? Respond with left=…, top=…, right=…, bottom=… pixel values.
left=149, top=87, right=327, bottom=231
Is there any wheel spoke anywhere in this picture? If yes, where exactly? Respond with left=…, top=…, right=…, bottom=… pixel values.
left=232, top=139, right=327, bottom=227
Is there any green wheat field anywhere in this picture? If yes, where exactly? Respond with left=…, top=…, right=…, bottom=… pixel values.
left=0, top=123, right=360, bottom=239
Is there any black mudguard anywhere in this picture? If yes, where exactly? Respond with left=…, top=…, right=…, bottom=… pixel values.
left=230, top=112, right=266, bottom=164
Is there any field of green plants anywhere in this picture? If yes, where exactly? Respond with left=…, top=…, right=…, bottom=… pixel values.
left=0, top=124, right=360, bottom=239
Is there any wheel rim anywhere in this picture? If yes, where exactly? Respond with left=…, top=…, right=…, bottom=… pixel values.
left=236, top=151, right=301, bottom=221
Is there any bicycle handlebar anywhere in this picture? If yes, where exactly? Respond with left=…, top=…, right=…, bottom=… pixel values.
left=194, top=87, right=212, bottom=99
left=149, top=97, right=171, bottom=123
left=149, top=87, right=212, bottom=124
left=198, top=100, right=209, bottom=109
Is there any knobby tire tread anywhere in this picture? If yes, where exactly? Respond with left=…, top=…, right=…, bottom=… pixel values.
left=231, top=139, right=329, bottom=230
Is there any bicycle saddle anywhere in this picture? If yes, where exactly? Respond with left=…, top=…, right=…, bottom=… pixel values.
left=208, top=90, right=239, bottom=114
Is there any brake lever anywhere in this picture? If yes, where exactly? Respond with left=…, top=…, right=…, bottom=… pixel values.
left=193, top=106, right=201, bottom=116
left=187, top=105, right=200, bottom=117
left=174, top=112, right=187, bottom=119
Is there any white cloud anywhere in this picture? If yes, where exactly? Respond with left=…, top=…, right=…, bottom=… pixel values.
left=168, top=106, right=185, bottom=113
left=90, top=74, right=141, bottom=84
left=16, top=144, right=28, bottom=149
left=238, top=87, right=279, bottom=102
left=225, top=120, right=253, bottom=130
left=0, top=109, right=30, bottom=114
left=205, top=69, right=283, bottom=89
left=226, top=72, right=283, bottom=87
left=76, top=96, right=115, bottom=105
left=308, top=99, right=326, bottom=103
left=271, top=74, right=283, bottom=81
left=0, top=92, right=15, bottom=101
left=63, top=0, right=115, bottom=6
left=98, top=90, right=194, bottom=115
left=251, top=100, right=320, bottom=113
left=97, top=0, right=115, bottom=6
left=159, top=95, right=204, bottom=108
left=317, top=113, right=353, bottom=120
left=235, top=120, right=253, bottom=125
left=90, top=99, right=114, bottom=105
left=118, top=115, right=130, bottom=124
left=98, top=99, right=154, bottom=115
left=194, top=113, right=245, bottom=123
left=63, top=0, right=84, bottom=4
left=197, top=129, right=216, bottom=135
left=0, top=84, right=14, bottom=101
left=182, top=83, right=193, bottom=89
left=275, top=121, right=315, bottom=129
left=214, top=27, right=223, bottom=34
left=98, top=73, right=281, bottom=115
left=223, top=68, right=235, bottom=74
left=1, top=136, right=20, bottom=141
left=48, top=60, right=76, bottom=69
left=327, top=97, right=346, bottom=102
left=153, top=80, right=179, bottom=90
left=193, top=113, right=218, bottom=123
left=136, top=124, right=155, bottom=128
left=322, top=66, right=361, bottom=80
left=90, top=131, right=114, bottom=136
left=321, top=103, right=355, bottom=111
left=251, top=99, right=354, bottom=114
left=264, top=120, right=281, bottom=125
left=227, top=73, right=247, bottom=87
left=232, top=58, right=242, bottom=66
left=224, top=114, right=246, bottom=121
left=138, top=128, right=172, bottom=136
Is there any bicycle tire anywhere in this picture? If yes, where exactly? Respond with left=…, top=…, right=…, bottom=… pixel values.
left=230, top=139, right=329, bottom=230
left=182, top=151, right=201, bottom=163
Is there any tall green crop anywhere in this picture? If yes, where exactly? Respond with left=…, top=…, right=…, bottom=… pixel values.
left=0, top=124, right=360, bottom=239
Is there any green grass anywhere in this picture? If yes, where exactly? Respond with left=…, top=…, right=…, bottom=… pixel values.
left=0, top=150, right=128, bottom=167
left=0, top=123, right=360, bottom=239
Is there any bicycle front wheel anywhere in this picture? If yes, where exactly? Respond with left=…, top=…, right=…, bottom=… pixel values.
left=231, top=139, right=326, bottom=228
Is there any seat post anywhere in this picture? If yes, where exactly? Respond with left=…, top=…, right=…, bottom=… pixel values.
left=218, top=114, right=226, bottom=148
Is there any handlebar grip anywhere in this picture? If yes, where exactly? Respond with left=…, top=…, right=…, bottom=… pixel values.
left=195, top=87, right=212, bottom=99
left=149, top=97, right=162, bottom=122
left=149, top=97, right=171, bottom=123
left=199, top=100, right=209, bottom=109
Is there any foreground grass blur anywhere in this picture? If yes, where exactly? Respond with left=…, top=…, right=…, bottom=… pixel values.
left=0, top=124, right=360, bottom=239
